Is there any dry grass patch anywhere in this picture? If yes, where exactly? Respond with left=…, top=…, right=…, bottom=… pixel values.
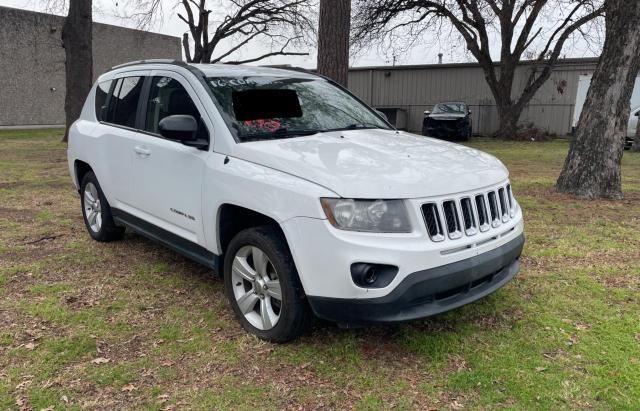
left=0, top=131, right=638, bottom=410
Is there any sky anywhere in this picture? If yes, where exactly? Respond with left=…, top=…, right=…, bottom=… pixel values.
left=0, top=0, right=602, bottom=68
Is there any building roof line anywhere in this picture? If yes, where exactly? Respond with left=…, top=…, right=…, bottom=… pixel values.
left=348, top=57, right=600, bottom=72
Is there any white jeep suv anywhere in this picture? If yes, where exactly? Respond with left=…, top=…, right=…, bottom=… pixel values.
left=68, top=60, right=524, bottom=342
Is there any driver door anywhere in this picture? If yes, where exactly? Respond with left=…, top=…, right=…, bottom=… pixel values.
left=128, top=72, right=212, bottom=245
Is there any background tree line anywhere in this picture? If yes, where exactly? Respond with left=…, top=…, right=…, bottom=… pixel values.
left=50, top=0, right=640, bottom=200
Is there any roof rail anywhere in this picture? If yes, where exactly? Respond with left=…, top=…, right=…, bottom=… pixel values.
left=110, top=59, right=190, bottom=70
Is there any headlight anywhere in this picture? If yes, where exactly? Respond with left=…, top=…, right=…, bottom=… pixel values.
left=320, top=198, right=412, bottom=233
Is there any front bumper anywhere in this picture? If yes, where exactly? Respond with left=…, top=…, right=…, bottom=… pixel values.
left=423, top=119, right=470, bottom=137
left=307, top=233, right=524, bottom=325
left=625, top=136, right=634, bottom=150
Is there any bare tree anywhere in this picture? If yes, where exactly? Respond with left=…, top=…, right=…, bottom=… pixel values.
left=317, top=0, right=351, bottom=86
left=353, top=0, right=604, bottom=138
left=175, top=0, right=314, bottom=64
left=43, top=0, right=93, bottom=142
left=556, top=0, right=640, bottom=198
left=61, top=0, right=93, bottom=143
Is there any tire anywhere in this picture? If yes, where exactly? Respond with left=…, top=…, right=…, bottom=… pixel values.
left=224, top=226, right=310, bottom=342
left=80, top=172, right=125, bottom=242
left=460, top=127, right=471, bottom=142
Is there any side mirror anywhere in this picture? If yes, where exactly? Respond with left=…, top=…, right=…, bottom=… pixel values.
left=468, top=110, right=472, bottom=115
left=635, top=111, right=639, bottom=117
left=424, top=110, right=431, bottom=116
left=159, top=115, right=197, bottom=142
left=375, top=109, right=388, bottom=122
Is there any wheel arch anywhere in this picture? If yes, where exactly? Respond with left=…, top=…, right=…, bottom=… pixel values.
left=216, top=203, right=288, bottom=257
left=74, top=160, right=93, bottom=190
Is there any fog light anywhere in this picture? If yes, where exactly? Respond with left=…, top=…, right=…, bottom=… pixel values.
left=363, top=266, right=377, bottom=285
left=351, top=263, right=398, bottom=288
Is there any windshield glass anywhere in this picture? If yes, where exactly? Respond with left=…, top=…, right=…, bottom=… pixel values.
left=432, top=103, right=467, bottom=114
left=206, top=76, right=391, bottom=141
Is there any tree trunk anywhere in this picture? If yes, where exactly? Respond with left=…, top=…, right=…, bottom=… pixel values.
left=61, top=0, right=93, bottom=143
left=494, top=104, right=523, bottom=139
left=317, top=0, right=351, bottom=86
left=556, top=0, right=640, bottom=199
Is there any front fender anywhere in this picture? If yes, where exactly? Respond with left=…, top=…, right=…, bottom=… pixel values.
left=202, top=153, right=336, bottom=254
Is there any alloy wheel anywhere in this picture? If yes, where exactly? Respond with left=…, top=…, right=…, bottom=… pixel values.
left=231, top=245, right=282, bottom=330
left=83, top=182, right=102, bottom=233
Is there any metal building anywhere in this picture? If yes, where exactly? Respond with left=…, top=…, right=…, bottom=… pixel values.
left=0, top=6, right=181, bottom=127
left=348, top=58, right=599, bottom=136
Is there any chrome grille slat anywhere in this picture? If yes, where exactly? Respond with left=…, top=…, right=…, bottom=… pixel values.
left=422, top=184, right=516, bottom=242
left=475, top=194, right=490, bottom=232
left=442, top=200, right=462, bottom=239
left=498, top=187, right=509, bottom=222
left=421, top=203, right=445, bottom=242
left=506, top=184, right=515, bottom=217
left=460, top=197, right=477, bottom=236
left=487, top=191, right=501, bottom=228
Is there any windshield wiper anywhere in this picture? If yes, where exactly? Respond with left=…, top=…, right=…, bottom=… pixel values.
left=325, top=122, right=389, bottom=132
left=240, top=127, right=321, bottom=141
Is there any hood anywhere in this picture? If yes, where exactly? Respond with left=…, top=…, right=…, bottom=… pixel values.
left=230, top=129, right=508, bottom=199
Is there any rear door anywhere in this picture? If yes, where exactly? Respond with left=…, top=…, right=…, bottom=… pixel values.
left=95, top=72, right=148, bottom=208
left=127, top=71, right=212, bottom=245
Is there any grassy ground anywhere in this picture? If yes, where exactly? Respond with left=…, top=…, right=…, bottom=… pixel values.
left=0, top=129, right=638, bottom=410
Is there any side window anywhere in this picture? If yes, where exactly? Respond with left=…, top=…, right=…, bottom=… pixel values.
left=144, top=76, right=207, bottom=140
left=95, top=80, right=112, bottom=121
left=107, top=76, right=144, bottom=128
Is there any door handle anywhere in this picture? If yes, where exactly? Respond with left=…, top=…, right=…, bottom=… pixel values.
left=134, top=146, right=151, bottom=157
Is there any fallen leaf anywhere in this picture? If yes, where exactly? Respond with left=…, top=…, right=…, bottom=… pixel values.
left=24, top=342, right=37, bottom=350
left=575, top=323, right=591, bottom=331
left=121, top=384, right=137, bottom=392
left=450, top=399, right=465, bottom=409
left=40, top=406, right=54, bottom=411
left=91, top=357, right=110, bottom=365
left=535, top=367, right=547, bottom=372
left=61, top=395, right=68, bottom=404
left=15, top=380, right=32, bottom=390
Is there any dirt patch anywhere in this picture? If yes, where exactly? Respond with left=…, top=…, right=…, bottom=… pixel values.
left=0, top=207, right=38, bottom=220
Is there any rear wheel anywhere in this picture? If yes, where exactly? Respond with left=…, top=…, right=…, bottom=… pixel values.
left=224, top=226, right=310, bottom=342
left=80, top=172, right=124, bottom=242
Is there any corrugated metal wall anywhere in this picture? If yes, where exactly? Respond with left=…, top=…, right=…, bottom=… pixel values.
left=348, top=59, right=598, bottom=135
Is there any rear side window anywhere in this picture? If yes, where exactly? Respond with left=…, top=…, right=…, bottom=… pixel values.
left=107, top=76, right=144, bottom=128
left=95, top=80, right=112, bottom=121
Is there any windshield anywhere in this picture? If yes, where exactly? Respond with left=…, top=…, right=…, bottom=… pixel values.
left=432, top=103, right=467, bottom=114
left=206, top=76, right=391, bottom=141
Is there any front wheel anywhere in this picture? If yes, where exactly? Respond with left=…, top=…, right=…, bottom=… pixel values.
left=224, top=226, right=310, bottom=342
left=460, top=127, right=472, bottom=142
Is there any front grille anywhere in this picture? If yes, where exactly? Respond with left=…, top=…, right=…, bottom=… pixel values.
left=422, top=183, right=516, bottom=242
